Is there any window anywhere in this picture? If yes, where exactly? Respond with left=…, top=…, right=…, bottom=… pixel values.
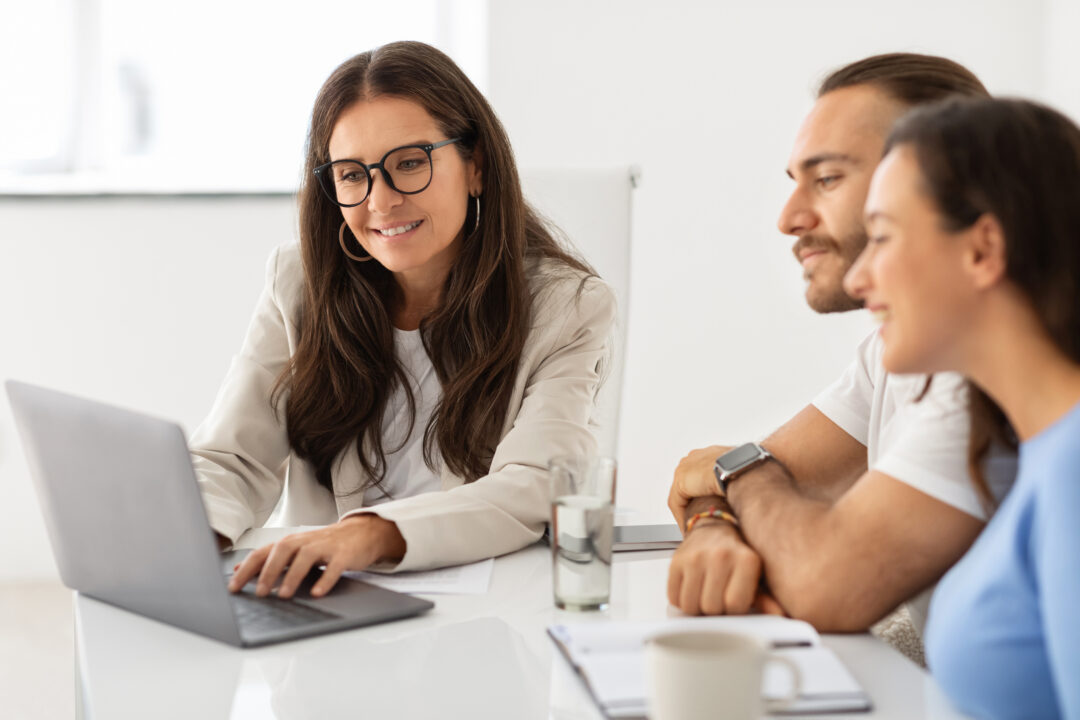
left=0, top=0, right=487, bottom=194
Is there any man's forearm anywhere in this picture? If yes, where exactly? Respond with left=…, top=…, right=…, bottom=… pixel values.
left=757, top=406, right=867, bottom=502
left=725, top=459, right=852, bottom=628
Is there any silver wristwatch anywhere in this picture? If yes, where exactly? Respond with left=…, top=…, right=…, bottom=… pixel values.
left=712, top=442, right=772, bottom=496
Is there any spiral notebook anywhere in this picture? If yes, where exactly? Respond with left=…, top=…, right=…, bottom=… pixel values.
left=548, top=616, right=871, bottom=717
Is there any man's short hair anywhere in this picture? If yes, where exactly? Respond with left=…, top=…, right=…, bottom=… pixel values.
left=818, top=53, right=990, bottom=106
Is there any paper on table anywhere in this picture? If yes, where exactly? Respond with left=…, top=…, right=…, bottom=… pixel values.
left=548, top=616, right=871, bottom=717
left=344, top=558, right=494, bottom=595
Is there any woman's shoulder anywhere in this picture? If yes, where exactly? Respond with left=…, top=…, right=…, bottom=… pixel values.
left=526, top=256, right=616, bottom=333
left=528, top=255, right=612, bottom=300
left=263, top=242, right=306, bottom=322
left=268, top=241, right=304, bottom=283
left=1026, top=401, right=1080, bottom=469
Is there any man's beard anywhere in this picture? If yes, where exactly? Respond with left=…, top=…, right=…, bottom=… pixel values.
left=792, top=229, right=867, bottom=314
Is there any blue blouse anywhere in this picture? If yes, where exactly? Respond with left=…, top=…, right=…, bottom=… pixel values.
left=926, top=400, right=1080, bottom=720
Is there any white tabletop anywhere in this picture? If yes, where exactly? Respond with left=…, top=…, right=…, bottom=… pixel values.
left=74, top=544, right=965, bottom=719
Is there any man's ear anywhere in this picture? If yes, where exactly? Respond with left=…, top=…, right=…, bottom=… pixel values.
left=965, top=213, right=1008, bottom=290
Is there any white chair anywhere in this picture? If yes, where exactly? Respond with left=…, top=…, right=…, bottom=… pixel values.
left=521, top=167, right=638, bottom=457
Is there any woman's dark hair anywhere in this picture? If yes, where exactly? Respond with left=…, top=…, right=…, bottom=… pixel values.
left=818, top=53, right=990, bottom=104
left=277, top=41, right=594, bottom=495
left=885, top=98, right=1080, bottom=507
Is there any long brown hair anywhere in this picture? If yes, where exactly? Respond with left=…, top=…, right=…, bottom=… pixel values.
left=278, top=41, right=594, bottom=496
left=886, top=98, right=1080, bottom=507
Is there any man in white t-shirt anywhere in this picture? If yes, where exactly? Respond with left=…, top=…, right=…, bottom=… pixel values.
left=665, top=54, right=1016, bottom=633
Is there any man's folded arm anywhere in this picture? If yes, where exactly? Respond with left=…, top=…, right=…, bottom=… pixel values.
left=666, top=405, right=870, bottom=617
left=669, top=406, right=865, bottom=526
left=670, top=404, right=987, bottom=630
left=727, top=454, right=984, bottom=632
left=764, top=405, right=868, bottom=501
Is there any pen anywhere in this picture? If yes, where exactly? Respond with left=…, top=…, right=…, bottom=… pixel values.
left=771, top=640, right=813, bottom=648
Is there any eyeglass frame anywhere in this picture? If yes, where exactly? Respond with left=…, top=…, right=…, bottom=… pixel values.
left=313, top=137, right=464, bottom=208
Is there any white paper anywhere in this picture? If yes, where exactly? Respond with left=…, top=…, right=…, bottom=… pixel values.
left=343, top=558, right=494, bottom=595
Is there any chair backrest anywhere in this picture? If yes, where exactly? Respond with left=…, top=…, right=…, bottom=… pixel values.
left=521, top=167, right=637, bottom=456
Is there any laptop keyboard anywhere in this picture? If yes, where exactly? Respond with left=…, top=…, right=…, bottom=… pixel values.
left=230, top=592, right=341, bottom=634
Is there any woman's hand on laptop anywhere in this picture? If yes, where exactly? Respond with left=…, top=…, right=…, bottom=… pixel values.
left=227, top=515, right=406, bottom=599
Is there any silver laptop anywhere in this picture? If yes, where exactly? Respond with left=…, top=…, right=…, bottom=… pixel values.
left=5, top=380, right=433, bottom=648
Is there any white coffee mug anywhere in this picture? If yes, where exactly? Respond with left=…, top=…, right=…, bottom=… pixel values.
left=645, top=630, right=802, bottom=720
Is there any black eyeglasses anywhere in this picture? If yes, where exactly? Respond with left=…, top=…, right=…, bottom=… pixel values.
left=314, top=137, right=463, bottom=208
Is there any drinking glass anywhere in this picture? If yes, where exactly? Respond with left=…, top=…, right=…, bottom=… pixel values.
left=549, top=456, right=617, bottom=610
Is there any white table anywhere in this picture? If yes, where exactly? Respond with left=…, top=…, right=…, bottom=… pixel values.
left=74, top=544, right=965, bottom=719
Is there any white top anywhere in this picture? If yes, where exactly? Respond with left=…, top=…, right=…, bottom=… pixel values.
left=363, top=329, right=442, bottom=506
left=812, top=331, right=1016, bottom=631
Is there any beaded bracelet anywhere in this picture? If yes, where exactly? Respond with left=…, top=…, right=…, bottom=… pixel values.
left=685, top=505, right=740, bottom=533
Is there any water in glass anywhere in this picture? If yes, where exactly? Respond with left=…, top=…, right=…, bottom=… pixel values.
left=552, top=494, right=614, bottom=610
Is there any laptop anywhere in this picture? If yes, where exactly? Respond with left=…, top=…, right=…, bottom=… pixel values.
left=612, top=523, right=683, bottom=552
left=5, top=380, right=434, bottom=648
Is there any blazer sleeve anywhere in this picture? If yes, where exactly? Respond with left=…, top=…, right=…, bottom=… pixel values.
left=346, top=275, right=617, bottom=572
left=189, top=246, right=295, bottom=544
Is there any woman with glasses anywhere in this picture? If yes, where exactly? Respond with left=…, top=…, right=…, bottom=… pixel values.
left=192, top=41, right=615, bottom=600
left=844, top=98, right=1080, bottom=719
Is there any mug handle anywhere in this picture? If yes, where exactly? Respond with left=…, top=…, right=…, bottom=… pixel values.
left=763, top=654, right=803, bottom=712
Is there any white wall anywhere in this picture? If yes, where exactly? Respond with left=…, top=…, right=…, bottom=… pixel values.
left=3, top=1, right=1070, bottom=580
left=486, top=0, right=1048, bottom=518
left=0, top=198, right=295, bottom=580
left=1042, top=0, right=1080, bottom=124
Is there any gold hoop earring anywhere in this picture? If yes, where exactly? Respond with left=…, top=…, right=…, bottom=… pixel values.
left=470, top=194, right=481, bottom=236
left=339, top=221, right=373, bottom=262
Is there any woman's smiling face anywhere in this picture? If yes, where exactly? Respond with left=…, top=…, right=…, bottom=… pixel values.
left=328, top=95, right=481, bottom=281
left=844, top=145, right=982, bottom=375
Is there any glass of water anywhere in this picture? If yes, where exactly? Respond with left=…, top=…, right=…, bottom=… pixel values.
left=549, top=456, right=617, bottom=611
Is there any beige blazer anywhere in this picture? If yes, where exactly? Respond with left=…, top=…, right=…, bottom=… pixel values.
left=191, top=243, right=616, bottom=571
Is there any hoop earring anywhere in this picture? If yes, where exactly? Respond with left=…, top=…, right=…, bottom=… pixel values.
left=339, top=221, right=373, bottom=262
left=470, top=194, right=481, bottom=236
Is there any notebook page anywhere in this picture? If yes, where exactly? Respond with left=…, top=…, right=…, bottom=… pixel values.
left=552, top=615, right=819, bottom=655
left=549, top=617, right=870, bottom=716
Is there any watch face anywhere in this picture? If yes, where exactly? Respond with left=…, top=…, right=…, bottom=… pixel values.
left=717, top=443, right=762, bottom=472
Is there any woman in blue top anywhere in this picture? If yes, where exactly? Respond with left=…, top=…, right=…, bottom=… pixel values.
left=843, top=97, right=1080, bottom=720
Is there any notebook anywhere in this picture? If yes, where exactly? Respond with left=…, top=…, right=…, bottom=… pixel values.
left=548, top=615, right=871, bottom=717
